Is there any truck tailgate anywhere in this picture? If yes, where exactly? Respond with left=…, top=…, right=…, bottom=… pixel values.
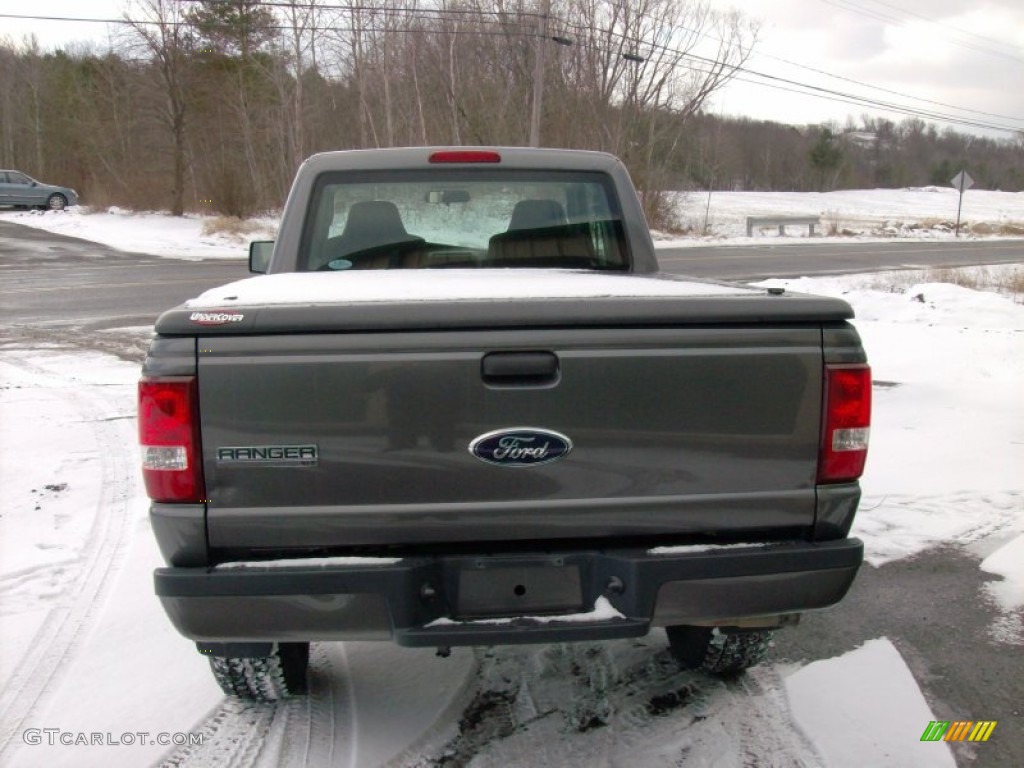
left=199, top=325, right=823, bottom=549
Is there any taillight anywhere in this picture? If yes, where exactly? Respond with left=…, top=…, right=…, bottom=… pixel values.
left=428, top=150, right=501, bottom=163
left=818, top=364, right=871, bottom=484
left=138, top=377, right=205, bottom=503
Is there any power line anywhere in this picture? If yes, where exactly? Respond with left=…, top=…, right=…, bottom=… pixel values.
left=552, top=8, right=1024, bottom=133
left=860, top=0, right=1023, bottom=55
left=2, top=7, right=1021, bottom=135
left=817, top=0, right=1024, bottom=63
left=574, top=1, right=1024, bottom=124
left=168, top=0, right=544, bottom=21
left=566, top=31, right=1024, bottom=134
left=0, top=12, right=535, bottom=39
left=742, top=49, right=1024, bottom=124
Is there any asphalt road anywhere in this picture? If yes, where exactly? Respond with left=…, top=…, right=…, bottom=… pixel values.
left=3, top=221, right=1023, bottom=341
left=658, top=238, right=1024, bottom=281
left=781, top=545, right=1022, bottom=768
left=0, top=221, right=248, bottom=358
left=1, top=219, right=1020, bottom=765
left=0, top=222, right=247, bottom=330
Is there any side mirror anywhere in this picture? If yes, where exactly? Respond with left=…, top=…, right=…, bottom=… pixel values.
left=249, top=240, right=274, bottom=274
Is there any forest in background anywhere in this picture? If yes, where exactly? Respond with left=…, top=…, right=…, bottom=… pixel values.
left=1, top=0, right=1021, bottom=228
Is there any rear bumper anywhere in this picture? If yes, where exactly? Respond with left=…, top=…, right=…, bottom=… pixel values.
left=154, top=538, right=863, bottom=647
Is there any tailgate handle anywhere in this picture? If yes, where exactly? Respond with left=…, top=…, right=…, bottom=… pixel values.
left=482, top=352, right=560, bottom=388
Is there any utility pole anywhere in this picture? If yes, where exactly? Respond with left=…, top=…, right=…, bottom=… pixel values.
left=529, top=0, right=551, bottom=147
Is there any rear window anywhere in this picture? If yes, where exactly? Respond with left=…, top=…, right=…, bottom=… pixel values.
left=299, top=170, right=629, bottom=271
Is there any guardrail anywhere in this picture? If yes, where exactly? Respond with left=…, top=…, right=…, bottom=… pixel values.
left=746, top=216, right=820, bottom=237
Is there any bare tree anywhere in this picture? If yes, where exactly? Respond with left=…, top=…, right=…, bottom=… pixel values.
left=124, top=0, right=196, bottom=215
left=0, top=39, right=27, bottom=167
left=557, top=1, right=756, bottom=160
left=276, top=1, right=327, bottom=165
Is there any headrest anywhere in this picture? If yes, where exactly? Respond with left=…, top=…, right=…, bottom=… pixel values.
left=508, top=199, right=567, bottom=231
left=341, top=201, right=409, bottom=240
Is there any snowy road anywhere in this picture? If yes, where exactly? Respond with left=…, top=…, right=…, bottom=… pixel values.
left=0, top=353, right=137, bottom=747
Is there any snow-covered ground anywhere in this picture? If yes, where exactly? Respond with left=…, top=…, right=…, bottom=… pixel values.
left=0, top=207, right=278, bottom=260
left=1, top=193, right=1022, bottom=765
left=1, top=186, right=1021, bottom=258
left=759, top=268, right=1024, bottom=650
left=660, top=187, right=1024, bottom=246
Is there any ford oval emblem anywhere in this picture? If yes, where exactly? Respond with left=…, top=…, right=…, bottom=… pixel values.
left=469, top=427, right=573, bottom=467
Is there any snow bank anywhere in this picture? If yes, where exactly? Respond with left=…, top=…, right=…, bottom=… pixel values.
left=0, top=207, right=276, bottom=260
left=981, top=534, right=1024, bottom=612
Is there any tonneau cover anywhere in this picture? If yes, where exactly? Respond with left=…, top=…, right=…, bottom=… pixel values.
left=155, top=270, right=854, bottom=335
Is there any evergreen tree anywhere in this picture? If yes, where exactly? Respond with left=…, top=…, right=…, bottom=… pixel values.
left=809, top=128, right=843, bottom=191
left=187, top=0, right=277, bottom=58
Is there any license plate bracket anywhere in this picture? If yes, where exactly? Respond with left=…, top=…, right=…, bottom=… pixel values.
left=455, top=561, right=583, bottom=619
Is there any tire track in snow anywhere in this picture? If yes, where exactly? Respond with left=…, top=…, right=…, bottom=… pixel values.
left=160, top=640, right=477, bottom=767
left=727, top=667, right=826, bottom=767
left=158, top=643, right=352, bottom=768
left=275, top=642, right=345, bottom=768
left=156, top=699, right=277, bottom=768
left=157, top=636, right=825, bottom=767
left=404, top=637, right=827, bottom=766
left=0, top=356, right=137, bottom=758
left=330, top=644, right=356, bottom=767
left=0, top=558, right=81, bottom=613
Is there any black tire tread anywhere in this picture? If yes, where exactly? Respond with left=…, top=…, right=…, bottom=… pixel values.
left=667, top=626, right=772, bottom=675
left=207, top=642, right=309, bottom=702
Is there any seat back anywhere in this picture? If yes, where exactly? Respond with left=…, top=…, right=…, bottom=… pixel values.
left=326, top=200, right=424, bottom=267
left=507, top=199, right=568, bottom=231
left=340, top=201, right=412, bottom=251
left=488, top=199, right=595, bottom=265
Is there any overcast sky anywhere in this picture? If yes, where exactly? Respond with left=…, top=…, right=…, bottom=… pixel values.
left=708, top=0, right=1024, bottom=138
left=1, top=0, right=1022, bottom=138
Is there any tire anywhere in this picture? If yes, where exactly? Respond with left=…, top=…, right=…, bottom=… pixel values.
left=207, top=642, right=310, bottom=702
left=47, top=194, right=68, bottom=211
left=666, top=626, right=772, bottom=675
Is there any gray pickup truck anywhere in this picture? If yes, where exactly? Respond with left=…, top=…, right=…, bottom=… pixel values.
left=140, top=147, right=871, bottom=701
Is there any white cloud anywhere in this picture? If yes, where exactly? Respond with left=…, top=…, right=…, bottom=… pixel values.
left=709, top=0, right=1024, bottom=135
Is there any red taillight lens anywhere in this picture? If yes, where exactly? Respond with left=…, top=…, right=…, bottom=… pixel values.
left=428, top=150, right=501, bottom=164
left=138, top=377, right=205, bottom=503
left=818, top=364, right=871, bottom=484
